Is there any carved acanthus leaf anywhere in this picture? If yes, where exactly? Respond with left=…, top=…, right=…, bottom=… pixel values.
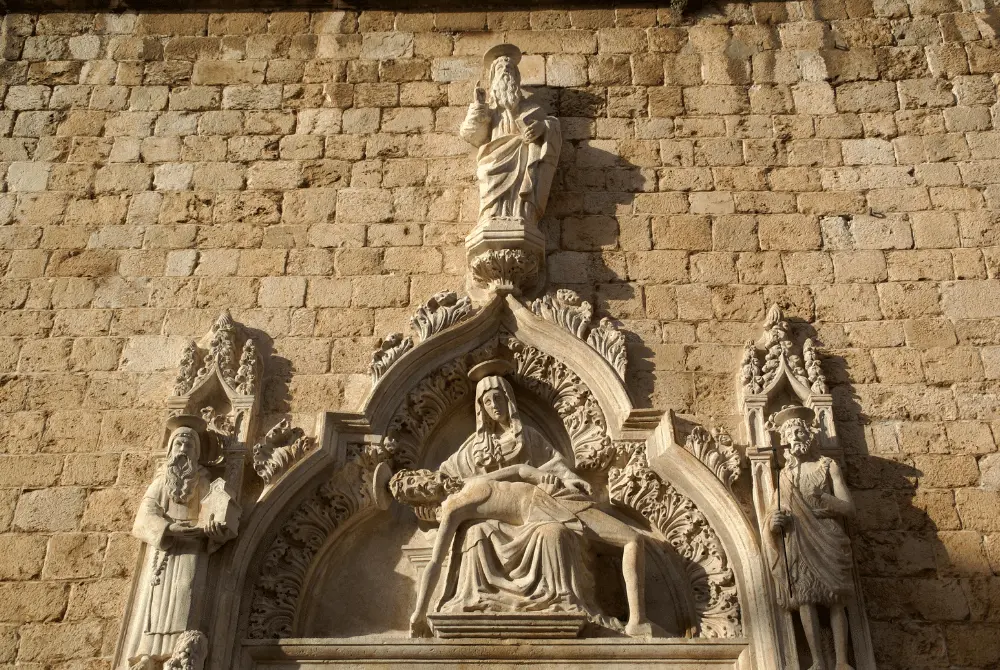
left=469, top=249, right=538, bottom=292
left=235, top=338, right=261, bottom=396
left=195, top=310, right=239, bottom=388
left=749, top=304, right=815, bottom=393
left=247, top=445, right=390, bottom=639
left=587, top=318, right=627, bottom=378
left=739, top=341, right=763, bottom=395
left=530, top=289, right=593, bottom=339
left=608, top=442, right=741, bottom=638
left=386, top=357, right=475, bottom=468
left=174, top=341, right=199, bottom=396
left=411, top=291, right=474, bottom=341
left=370, top=333, right=414, bottom=384
left=684, top=426, right=741, bottom=492
left=253, top=419, right=315, bottom=484
left=504, top=336, right=615, bottom=471
left=803, top=338, right=829, bottom=394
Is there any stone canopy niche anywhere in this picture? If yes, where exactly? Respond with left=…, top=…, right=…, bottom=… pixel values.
left=114, top=43, right=874, bottom=670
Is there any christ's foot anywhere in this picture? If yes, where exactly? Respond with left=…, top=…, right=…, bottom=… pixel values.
left=409, top=615, right=433, bottom=638
left=625, top=620, right=653, bottom=638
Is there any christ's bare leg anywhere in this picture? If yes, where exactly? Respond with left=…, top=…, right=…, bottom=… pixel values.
left=577, top=509, right=651, bottom=637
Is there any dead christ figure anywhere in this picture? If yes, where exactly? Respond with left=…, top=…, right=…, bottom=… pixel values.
left=764, top=406, right=856, bottom=670
left=390, top=465, right=653, bottom=639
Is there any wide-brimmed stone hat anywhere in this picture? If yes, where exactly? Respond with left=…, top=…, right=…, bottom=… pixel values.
left=481, top=43, right=522, bottom=85
left=771, top=405, right=815, bottom=428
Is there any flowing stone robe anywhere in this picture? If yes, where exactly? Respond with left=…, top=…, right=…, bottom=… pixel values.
left=459, top=99, right=562, bottom=226
left=123, top=468, right=212, bottom=664
left=763, top=456, right=854, bottom=609
left=437, top=425, right=598, bottom=617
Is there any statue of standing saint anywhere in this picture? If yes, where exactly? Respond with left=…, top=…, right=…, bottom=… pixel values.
left=123, top=416, right=233, bottom=670
left=460, top=44, right=562, bottom=229
left=460, top=45, right=562, bottom=298
left=764, top=406, right=856, bottom=670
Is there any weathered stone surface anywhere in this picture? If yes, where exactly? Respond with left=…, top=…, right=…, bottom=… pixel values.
left=0, top=5, right=992, bottom=667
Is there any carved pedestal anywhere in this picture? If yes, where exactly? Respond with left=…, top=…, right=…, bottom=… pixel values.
left=466, top=217, right=545, bottom=301
left=428, top=613, right=588, bottom=639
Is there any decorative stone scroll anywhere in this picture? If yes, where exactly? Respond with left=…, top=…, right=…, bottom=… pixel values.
left=369, top=333, right=413, bottom=383
left=683, top=426, right=741, bottom=493
left=608, top=442, right=741, bottom=639
left=411, top=291, right=475, bottom=341
left=247, top=443, right=391, bottom=640
left=530, top=289, right=593, bottom=338
left=528, top=289, right=628, bottom=379
left=252, top=419, right=315, bottom=486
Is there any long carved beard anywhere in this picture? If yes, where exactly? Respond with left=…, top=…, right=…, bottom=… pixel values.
left=166, top=456, right=197, bottom=505
left=492, top=75, right=522, bottom=111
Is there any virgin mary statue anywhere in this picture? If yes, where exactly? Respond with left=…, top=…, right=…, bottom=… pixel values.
left=434, top=361, right=603, bottom=619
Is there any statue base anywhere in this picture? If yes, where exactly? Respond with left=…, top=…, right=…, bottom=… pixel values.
left=465, top=216, right=545, bottom=301
left=428, top=612, right=587, bottom=639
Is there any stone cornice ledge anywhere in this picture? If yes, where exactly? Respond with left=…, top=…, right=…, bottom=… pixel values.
left=243, top=637, right=750, bottom=663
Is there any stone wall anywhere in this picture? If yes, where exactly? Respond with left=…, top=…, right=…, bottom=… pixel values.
left=0, top=3, right=999, bottom=668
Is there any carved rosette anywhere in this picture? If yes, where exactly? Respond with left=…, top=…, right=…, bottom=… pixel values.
left=253, top=419, right=315, bottom=485
left=608, top=442, right=741, bottom=638
left=684, top=426, right=741, bottom=492
left=527, top=289, right=628, bottom=380
left=247, top=444, right=390, bottom=639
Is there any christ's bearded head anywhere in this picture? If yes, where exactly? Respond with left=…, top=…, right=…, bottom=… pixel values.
left=166, top=427, right=201, bottom=505
left=489, top=56, right=522, bottom=111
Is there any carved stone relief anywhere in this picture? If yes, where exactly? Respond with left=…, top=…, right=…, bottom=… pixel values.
left=252, top=419, right=315, bottom=486
left=529, top=289, right=628, bottom=379
left=739, top=304, right=876, bottom=669
left=608, top=442, right=741, bottom=639
left=246, top=443, right=390, bottom=639
left=683, top=426, right=741, bottom=493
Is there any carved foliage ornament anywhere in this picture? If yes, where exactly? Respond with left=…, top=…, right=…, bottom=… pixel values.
left=529, top=289, right=628, bottom=379
left=370, top=291, right=477, bottom=384
left=253, top=419, right=315, bottom=485
left=174, top=310, right=261, bottom=398
left=740, top=304, right=827, bottom=396
left=608, top=442, right=741, bottom=639
left=684, top=426, right=741, bottom=493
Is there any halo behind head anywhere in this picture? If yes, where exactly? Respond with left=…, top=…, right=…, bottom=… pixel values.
left=469, top=358, right=514, bottom=383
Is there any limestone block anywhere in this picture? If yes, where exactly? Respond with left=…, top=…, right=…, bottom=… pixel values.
left=13, top=487, right=86, bottom=532
left=43, top=533, right=106, bottom=580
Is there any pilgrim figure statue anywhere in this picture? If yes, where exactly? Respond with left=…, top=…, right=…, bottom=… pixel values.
left=123, top=416, right=231, bottom=670
left=764, top=406, right=856, bottom=670
left=459, top=44, right=562, bottom=228
left=390, top=465, right=652, bottom=638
